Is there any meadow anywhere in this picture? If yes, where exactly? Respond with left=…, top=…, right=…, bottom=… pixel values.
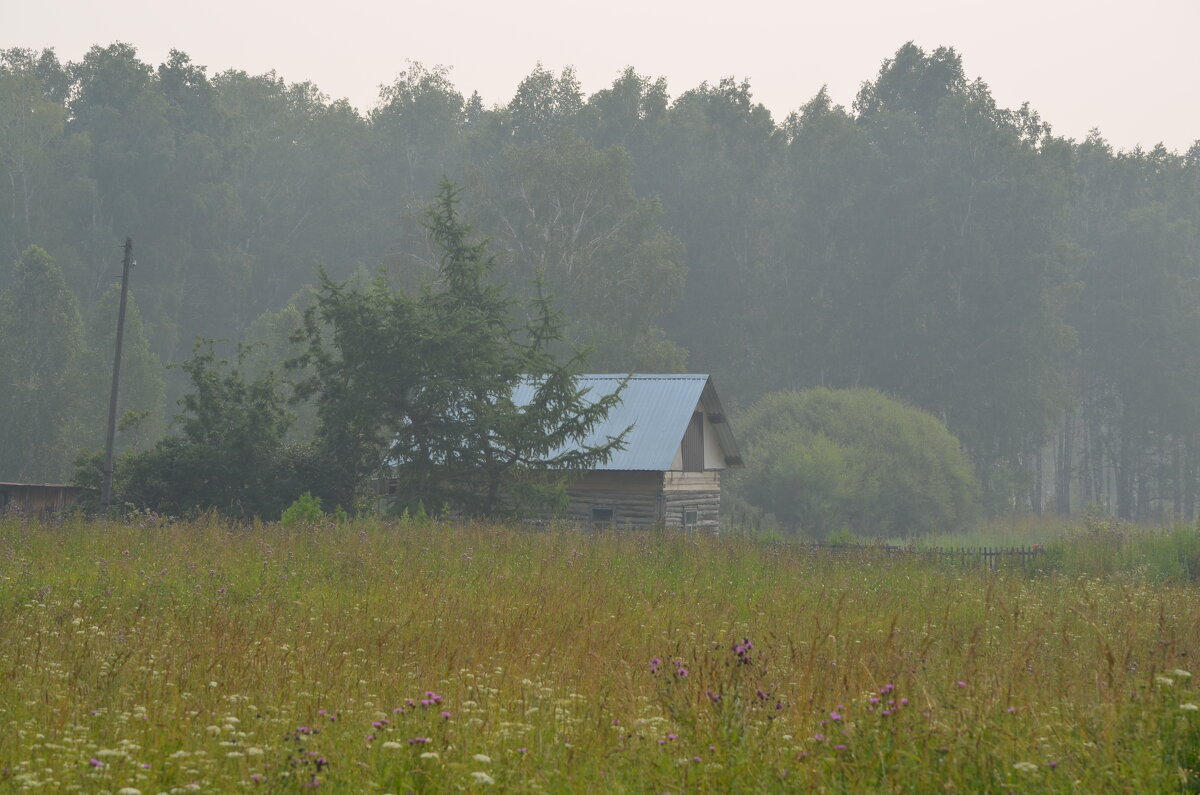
left=3, top=514, right=1200, bottom=793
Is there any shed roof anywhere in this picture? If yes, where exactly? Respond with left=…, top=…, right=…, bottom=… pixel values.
left=512, top=374, right=742, bottom=471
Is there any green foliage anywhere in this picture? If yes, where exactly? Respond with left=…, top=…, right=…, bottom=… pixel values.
left=115, top=340, right=327, bottom=519
left=280, top=492, right=325, bottom=526
left=0, top=246, right=84, bottom=480
left=294, top=182, right=627, bottom=517
left=1, top=42, right=1199, bottom=520
left=733, top=388, right=979, bottom=539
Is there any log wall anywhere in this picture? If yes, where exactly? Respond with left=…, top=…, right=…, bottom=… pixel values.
left=559, top=470, right=723, bottom=529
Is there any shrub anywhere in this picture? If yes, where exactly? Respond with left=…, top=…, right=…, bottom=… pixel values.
left=281, top=492, right=326, bottom=526
left=731, top=388, right=978, bottom=539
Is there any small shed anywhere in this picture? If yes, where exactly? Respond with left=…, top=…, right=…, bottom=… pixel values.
left=516, top=374, right=743, bottom=528
left=0, top=482, right=87, bottom=515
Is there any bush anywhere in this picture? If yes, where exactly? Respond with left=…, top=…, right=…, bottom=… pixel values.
left=731, top=388, right=978, bottom=539
left=281, top=492, right=326, bottom=526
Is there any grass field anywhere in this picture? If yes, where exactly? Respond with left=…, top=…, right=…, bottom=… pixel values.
left=3, top=514, right=1200, bottom=792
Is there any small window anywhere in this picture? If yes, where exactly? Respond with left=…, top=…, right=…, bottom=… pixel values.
left=589, top=506, right=615, bottom=524
left=683, top=509, right=698, bottom=527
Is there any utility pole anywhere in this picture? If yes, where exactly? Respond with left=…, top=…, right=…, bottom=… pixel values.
left=100, top=237, right=134, bottom=515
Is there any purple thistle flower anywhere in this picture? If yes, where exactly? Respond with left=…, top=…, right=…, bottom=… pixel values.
left=829, top=711, right=842, bottom=722
left=677, top=667, right=688, bottom=678
left=407, top=737, right=431, bottom=745
left=440, top=711, right=451, bottom=720
left=89, top=758, right=104, bottom=767
left=667, top=733, right=677, bottom=741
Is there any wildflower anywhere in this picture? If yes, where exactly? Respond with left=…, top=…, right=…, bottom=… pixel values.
left=693, top=756, right=702, bottom=762
left=834, top=744, right=846, bottom=751
left=956, top=681, right=967, bottom=688
left=118, top=788, right=142, bottom=795
left=420, top=751, right=439, bottom=760
left=1013, top=761, right=1038, bottom=772
left=667, top=733, right=677, bottom=741
left=381, top=742, right=402, bottom=750
left=1157, top=676, right=1176, bottom=686
left=1172, top=669, right=1193, bottom=679
left=1182, top=703, right=1200, bottom=711
left=89, top=758, right=104, bottom=768
left=250, top=773, right=263, bottom=783
left=516, top=747, right=527, bottom=754
left=441, top=711, right=452, bottom=720
left=407, top=737, right=431, bottom=745
left=471, top=771, right=495, bottom=785
left=1006, top=706, right=1018, bottom=714
left=829, top=711, right=842, bottom=722
left=473, top=754, right=491, bottom=763
left=677, top=667, right=689, bottom=678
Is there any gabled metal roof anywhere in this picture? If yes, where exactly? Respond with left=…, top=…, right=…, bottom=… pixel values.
left=512, top=374, right=743, bottom=471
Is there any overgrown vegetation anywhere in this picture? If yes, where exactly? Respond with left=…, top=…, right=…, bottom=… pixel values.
left=3, top=515, right=1200, bottom=791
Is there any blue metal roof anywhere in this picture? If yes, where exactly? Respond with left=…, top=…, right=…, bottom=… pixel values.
left=512, top=374, right=738, bottom=471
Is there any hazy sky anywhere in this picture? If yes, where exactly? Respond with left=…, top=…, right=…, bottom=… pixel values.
left=8, top=0, right=1198, bottom=153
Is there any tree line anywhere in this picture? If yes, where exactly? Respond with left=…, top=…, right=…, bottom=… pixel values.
left=1, top=41, right=1197, bottom=520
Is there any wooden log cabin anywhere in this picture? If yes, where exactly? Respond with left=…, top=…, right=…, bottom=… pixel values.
left=515, top=374, right=743, bottom=529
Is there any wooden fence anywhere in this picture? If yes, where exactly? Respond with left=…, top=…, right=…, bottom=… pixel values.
left=799, top=543, right=1049, bottom=570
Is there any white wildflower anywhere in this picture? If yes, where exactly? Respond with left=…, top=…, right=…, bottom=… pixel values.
left=471, top=771, right=495, bottom=785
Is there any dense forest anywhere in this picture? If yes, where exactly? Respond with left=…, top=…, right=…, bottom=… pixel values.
left=1, top=41, right=1197, bottom=520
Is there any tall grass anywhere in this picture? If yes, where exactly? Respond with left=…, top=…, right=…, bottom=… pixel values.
left=2, top=514, right=1200, bottom=791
